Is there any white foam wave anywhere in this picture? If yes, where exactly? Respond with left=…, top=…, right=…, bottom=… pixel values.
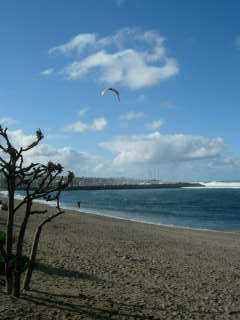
left=0, top=191, right=26, bottom=200
left=201, top=181, right=240, bottom=189
left=0, top=191, right=57, bottom=207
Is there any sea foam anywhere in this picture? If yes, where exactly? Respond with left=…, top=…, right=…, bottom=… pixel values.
left=201, top=181, right=240, bottom=189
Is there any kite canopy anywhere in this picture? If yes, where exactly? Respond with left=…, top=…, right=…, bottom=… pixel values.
left=101, top=87, right=120, bottom=102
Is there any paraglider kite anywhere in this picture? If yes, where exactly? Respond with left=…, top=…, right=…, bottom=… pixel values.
left=101, top=87, right=120, bottom=102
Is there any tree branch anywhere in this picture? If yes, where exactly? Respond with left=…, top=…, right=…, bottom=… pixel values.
left=21, top=129, right=43, bottom=153
left=39, top=196, right=64, bottom=228
left=30, top=209, right=48, bottom=215
left=13, top=198, right=27, bottom=214
left=0, top=127, right=11, bottom=151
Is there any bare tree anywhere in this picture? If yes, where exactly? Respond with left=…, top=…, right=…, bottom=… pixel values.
left=23, top=193, right=65, bottom=290
left=0, top=126, right=74, bottom=297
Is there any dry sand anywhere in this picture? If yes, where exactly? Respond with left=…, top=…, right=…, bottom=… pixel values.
left=1, top=199, right=240, bottom=319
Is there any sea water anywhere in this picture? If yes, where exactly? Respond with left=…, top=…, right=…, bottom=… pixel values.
left=3, top=182, right=240, bottom=231
left=59, top=183, right=240, bottom=231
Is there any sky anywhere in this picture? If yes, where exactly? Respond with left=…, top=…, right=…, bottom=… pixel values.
left=0, top=0, right=240, bottom=181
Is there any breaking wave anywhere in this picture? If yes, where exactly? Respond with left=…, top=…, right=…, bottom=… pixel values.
left=200, top=181, right=240, bottom=189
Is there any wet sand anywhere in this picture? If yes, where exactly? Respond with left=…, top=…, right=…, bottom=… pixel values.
left=1, top=199, right=240, bottom=319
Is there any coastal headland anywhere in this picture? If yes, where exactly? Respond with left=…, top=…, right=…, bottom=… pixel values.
left=65, top=182, right=204, bottom=191
left=12, top=181, right=204, bottom=192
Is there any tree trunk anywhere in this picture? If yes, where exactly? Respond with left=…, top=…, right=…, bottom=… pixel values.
left=24, top=209, right=63, bottom=290
left=23, top=225, right=42, bottom=290
left=6, top=179, right=15, bottom=295
left=13, top=200, right=31, bottom=297
left=5, top=260, right=13, bottom=295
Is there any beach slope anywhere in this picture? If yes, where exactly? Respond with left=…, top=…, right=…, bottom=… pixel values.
left=1, top=201, right=240, bottom=319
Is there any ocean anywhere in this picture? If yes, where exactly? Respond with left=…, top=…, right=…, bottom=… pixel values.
left=58, top=182, right=240, bottom=231
left=3, top=182, right=240, bottom=231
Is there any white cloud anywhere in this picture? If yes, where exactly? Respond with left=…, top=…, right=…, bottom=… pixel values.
left=0, top=117, right=18, bottom=126
left=65, top=117, right=107, bottom=133
left=0, top=129, right=107, bottom=176
left=120, top=111, right=145, bottom=121
left=208, top=157, right=240, bottom=169
left=100, top=131, right=225, bottom=166
left=91, top=117, right=107, bottom=131
left=65, top=121, right=88, bottom=133
left=49, top=28, right=179, bottom=90
left=64, top=49, right=178, bottom=90
left=6, top=129, right=35, bottom=148
left=27, top=145, right=104, bottom=176
left=2, top=128, right=240, bottom=180
left=145, top=120, right=163, bottom=130
left=49, top=34, right=96, bottom=55
left=40, top=68, right=54, bottom=76
left=78, top=108, right=89, bottom=117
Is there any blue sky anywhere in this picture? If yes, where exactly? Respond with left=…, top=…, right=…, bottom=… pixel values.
left=0, top=0, right=240, bottom=180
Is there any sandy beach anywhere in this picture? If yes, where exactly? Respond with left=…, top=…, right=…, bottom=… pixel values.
left=1, top=199, right=240, bottom=319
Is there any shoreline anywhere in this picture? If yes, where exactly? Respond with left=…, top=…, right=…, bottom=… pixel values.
left=63, top=204, right=240, bottom=235
left=0, top=190, right=239, bottom=234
